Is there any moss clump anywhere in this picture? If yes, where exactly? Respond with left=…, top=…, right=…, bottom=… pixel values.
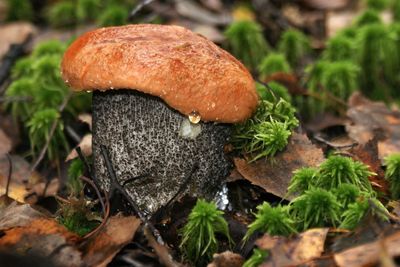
left=224, top=20, right=270, bottom=70
left=97, top=5, right=128, bottom=27
left=232, top=98, right=298, bottom=160
left=365, top=0, right=390, bottom=11
left=6, top=0, right=33, bottom=21
left=46, top=1, right=78, bottom=28
left=244, top=202, right=296, bottom=240
left=278, top=29, right=310, bottom=68
left=290, top=187, right=341, bottom=230
left=180, top=199, right=232, bottom=266
left=258, top=53, right=291, bottom=80
left=323, top=35, right=355, bottom=62
left=287, top=167, right=318, bottom=196
left=354, top=9, right=382, bottom=27
left=384, top=153, right=400, bottom=199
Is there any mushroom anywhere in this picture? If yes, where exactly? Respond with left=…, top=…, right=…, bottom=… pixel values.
left=61, top=24, right=258, bottom=213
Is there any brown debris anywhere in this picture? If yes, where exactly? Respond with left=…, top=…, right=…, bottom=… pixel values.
left=82, top=214, right=141, bottom=267
left=346, top=92, right=400, bottom=160
left=233, top=133, right=325, bottom=199
left=207, top=251, right=244, bottom=267
left=256, top=228, right=329, bottom=266
left=0, top=129, right=11, bottom=158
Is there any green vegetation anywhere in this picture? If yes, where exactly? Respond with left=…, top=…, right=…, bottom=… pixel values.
left=232, top=98, right=298, bottom=161
left=258, top=53, right=291, bottom=80
left=224, top=20, right=270, bottom=70
left=384, top=153, right=400, bottom=199
left=4, top=40, right=90, bottom=166
left=365, top=0, right=390, bottom=11
left=277, top=29, right=310, bottom=68
left=6, top=0, right=33, bottom=21
left=97, top=5, right=129, bottom=27
left=256, top=82, right=291, bottom=103
left=243, top=249, right=269, bottom=267
left=287, top=167, right=318, bottom=196
left=180, top=199, right=232, bottom=266
left=244, top=202, right=296, bottom=240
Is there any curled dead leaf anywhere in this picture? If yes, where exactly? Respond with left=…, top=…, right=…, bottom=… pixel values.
left=66, top=134, right=92, bottom=161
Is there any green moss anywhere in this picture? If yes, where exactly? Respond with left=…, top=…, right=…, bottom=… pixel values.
left=224, top=20, right=270, bottom=70
left=46, top=1, right=78, bottom=28
left=58, top=197, right=100, bottom=236
left=321, top=61, right=360, bottom=100
left=354, top=9, right=382, bottom=27
left=340, top=198, right=389, bottom=229
left=323, top=35, right=355, bottom=61
left=287, top=167, right=318, bottom=196
left=258, top=53, right=291, bottom=80
left=290, top=187, right=341, bottom=230
left=384, top=153, right=400, bottom=199
left=244, top=202, right=296, bottom=241
left=232, top=98, right=298, bottom=160
left=334, top=183, right=361, bottom=210
left=6, top=0, right=33, bottom=21
left=278, top=29, right=310, bottom=68
left=180, top=199, right=231, bottom=266
left=393, top=0, right=400, bottom=22
left=97, top=5, right=128, bottom=27
left=356, top=23, right=397, bottom=97
left=243, top=249, right=268, bottom=267
left=27, top=109, right=68, bottom=161
left=77, top=0, right=101, bottom=22
left=317, top=156, right=374, bottom=191
left=32, top=40, right=67, bottom=58
left=5, top=78, right=35, bottom=121
left=365, top=0, right=390, bottom=11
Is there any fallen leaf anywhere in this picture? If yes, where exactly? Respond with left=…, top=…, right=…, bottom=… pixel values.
left=0, top=129, right=11, bottom=158
left=66, top=134, right=92, bottom=161
left=0, top=203, right=82, bottom=267
left=0, top=22, right=37, bottom=59
left=193, top=24, right=225, bottom=43
left=82, top=214, right=141, bottom=267
left=207, top=251, right=244, bottom=267
left=0, top=202, right=43, bottom=229
left=234, top=133, right=325, bottom=199
left=306, top=113, right=349, bottom=133
left=350, top=139, right=388, bottom=193
left=334, top=230, right=400, bottom=267
left=346, top=92, right=400, bottom=160
left=24, top=178, right=60, bottom=204
left=256, top=228, right=329, bottom=266
left=0, top=155, right=42, bottom=203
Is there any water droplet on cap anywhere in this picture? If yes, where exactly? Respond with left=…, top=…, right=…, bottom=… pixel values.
left=188, top=111, right=201, bottom=124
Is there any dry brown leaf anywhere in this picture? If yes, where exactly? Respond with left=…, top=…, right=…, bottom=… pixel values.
left=0, top=22, right=37, bottom=59
left=334, top=231, right=400, bottom=267
left=257, top=228, right=329, bottom=266
left=78, top=113, right=92, bottom=130
left=207, top=251, right=244, bottom=267
left=175, top=0, right=231, bottom=25
left=0, top=155, right=42, bottom=203
left=350, top=139, right=388, bottom=193
left=0, top=202, right=43, bottom=229
left=346, top=92, right=400, bottom=160
left=0, top=203, right=82, bottom=267
left=264, top=72, right=306, bottom=96
left=83, top=214, right=141, bottom=267
left=66, top=134, right=92, bottom=161
left=234, top=133, right=325, bottom=199
left=0, top=129, right=11, bottom=158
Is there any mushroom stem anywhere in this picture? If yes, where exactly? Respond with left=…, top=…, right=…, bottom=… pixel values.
left=92, top=90, right=232, bottom=214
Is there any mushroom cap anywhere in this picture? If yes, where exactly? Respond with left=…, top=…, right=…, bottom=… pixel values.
left=61, top=24, right=258, bottom=123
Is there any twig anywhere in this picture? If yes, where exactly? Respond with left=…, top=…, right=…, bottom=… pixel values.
left=143, top=226, right=181, bottom=267
left=100, top=145, right=165, bottom=245
left=30, top=92, right=72, bottom=172
left=75, top=146, right=99, bottom=188
left=81, top=176, right=111, bottom=239
left=5, top=154, right=12, bottom=196
left=0, top=34, right=32, bottom=89
left=128, top=0, right=156, bottom=20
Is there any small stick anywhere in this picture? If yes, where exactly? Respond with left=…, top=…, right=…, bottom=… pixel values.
left=5, top=154, right=12, bottom=196
left=100, top=145, right=165, bottom=245
left=128, top=0, right=155, bottom=20
left=75, top=146, right=99, bottom=188
left=30, top=92, right=72, bottom=172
